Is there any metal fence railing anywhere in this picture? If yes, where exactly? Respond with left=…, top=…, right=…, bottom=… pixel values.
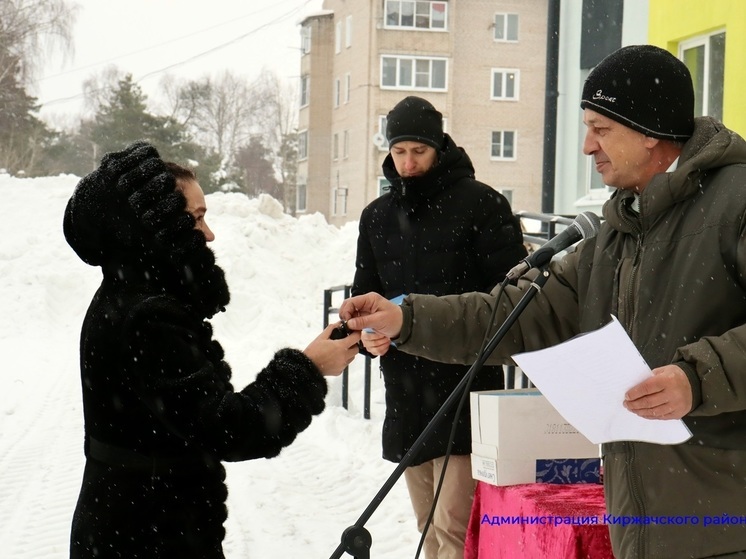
left=323, top=284, right=373, bottom=419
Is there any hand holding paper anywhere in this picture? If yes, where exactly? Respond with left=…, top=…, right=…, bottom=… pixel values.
left=623, top=363, right=694, bottom=420
left=511, top=316, right=692, bottom=445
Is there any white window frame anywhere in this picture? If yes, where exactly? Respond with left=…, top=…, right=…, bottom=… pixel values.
left=334, top=78, right=341, bottom=107
left=300, top=75, right=310, bottom=108
left=375, top=116, right=389, bottom=151
left=344, top=73, right=351, bottom=104
left=585, top=155, right=611, bottom=197
left=333, top=186, right=348, bottom=216
left=490, top=130, right=517, bottom=160
left=298, top=130, right=309, bottom=160
left=335, top=21, right=342, bottom=53
left=380, top=55, right=448, bottom=91
left=332, top=132, right=339, bottom=161
left=345, top=15, right=353, bottom=48
left=301, top=26, right=312, bottom=55
left=491, top=68, right=520, bottom=101
left=679, top=30, right=725, bottom=120
left=378, top=115, right=388, bottom=135
left=384, top=1, right=448, bottom=31
left=494, top=13, right=519, bottom=42
left=296, top=180, right=307, bottom=212
left=343, top=130, right=350, bottom=159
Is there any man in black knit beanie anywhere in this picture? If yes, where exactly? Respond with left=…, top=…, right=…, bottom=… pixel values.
left=351, top=96, right=527, bottom=559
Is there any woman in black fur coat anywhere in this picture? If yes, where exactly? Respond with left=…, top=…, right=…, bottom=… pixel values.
left=63, top=141, right=360, bottom=558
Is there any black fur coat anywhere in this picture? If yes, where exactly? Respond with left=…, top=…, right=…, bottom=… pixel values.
left=64, top=142, right=327, bottom=558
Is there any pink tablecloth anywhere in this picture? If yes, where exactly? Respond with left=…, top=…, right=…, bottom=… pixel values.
left=464, top=482, right=614, bottom=559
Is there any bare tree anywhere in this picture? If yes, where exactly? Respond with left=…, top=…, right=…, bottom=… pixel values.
left=81, top=65, right=125, bottom=115
left=0, top=0, right=77, bottom=86
left=250, top=68, right=300, bottom=213
left=166, top=70, right=260, bottom=167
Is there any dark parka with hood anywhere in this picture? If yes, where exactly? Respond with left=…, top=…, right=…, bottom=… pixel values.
left=394, top=117, right=746, bottom=558
left=352, top=134, right=527, bottom=465
left=64, top=142, right=328, bottom=558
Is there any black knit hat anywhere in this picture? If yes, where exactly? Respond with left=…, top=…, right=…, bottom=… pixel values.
left=580, top=45, right=695, bottom=141
left=386, top=96, right=445, bottom=149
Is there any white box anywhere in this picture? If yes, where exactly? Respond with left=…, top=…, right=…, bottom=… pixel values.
left=470, top=389, right=600, bottom=486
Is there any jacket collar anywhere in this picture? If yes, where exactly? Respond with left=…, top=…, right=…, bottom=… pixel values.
left=382, top=134, right=475, bottom=214
left=604, top=116, right=746, bottom=231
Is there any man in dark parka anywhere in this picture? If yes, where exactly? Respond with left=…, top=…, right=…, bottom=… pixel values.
left=352, top=96, right=527, bottom=559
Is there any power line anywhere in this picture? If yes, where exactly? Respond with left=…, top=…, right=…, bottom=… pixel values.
left=36, top=0, right=301, bottom=83
left=39, top=0, right=312, bottom=109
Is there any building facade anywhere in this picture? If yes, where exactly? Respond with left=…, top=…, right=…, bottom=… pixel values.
left=552, top=0, right=649, bottom=217
left=648, top=0, right=745, bottom=136
left=297, top=0, right=550, bottom=226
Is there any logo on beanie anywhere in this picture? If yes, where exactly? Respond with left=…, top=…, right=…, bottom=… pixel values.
left=592, top=90, right=617, bottom=103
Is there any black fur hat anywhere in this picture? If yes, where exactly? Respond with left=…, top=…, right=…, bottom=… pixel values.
left=63, top=141, right=192, bottom=266
left=64, top=141, right=229, bottom=316
left=580, top=45, right=694, bottom=141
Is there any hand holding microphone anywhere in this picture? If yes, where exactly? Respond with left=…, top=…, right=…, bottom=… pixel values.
left=507, top=211, right=601, bottom=281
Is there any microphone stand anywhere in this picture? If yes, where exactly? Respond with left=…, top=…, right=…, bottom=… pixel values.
left=329, top=269, right=551, bottom=559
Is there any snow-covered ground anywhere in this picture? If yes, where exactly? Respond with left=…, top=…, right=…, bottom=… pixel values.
left=0, top=174, right=420, bottom=558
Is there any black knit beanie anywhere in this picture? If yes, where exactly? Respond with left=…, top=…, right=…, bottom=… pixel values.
left=386, top=96, right=445, bottom=149
left=580, top=45, right=694, bottom=141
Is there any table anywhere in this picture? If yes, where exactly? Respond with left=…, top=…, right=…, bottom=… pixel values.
left=464, top=482, right=614, bottom=559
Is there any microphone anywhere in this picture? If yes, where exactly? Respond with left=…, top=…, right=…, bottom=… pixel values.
left=506, top=211, right=601, bottom=281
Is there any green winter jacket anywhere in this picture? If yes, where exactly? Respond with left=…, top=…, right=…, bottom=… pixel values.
left=395, top=117, right=746, bottom=559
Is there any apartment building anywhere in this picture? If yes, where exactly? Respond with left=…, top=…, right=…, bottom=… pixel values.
left=297, top=0, right=550, bottom=227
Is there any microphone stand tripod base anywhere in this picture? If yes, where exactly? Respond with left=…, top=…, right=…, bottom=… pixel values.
left=341, top=525, right=372, bottom=558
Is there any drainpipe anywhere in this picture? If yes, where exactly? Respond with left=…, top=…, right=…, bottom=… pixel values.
left=542, top=0, right=561, bottom=214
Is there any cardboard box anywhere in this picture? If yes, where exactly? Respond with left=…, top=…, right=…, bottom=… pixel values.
left=470, top=389, right=600, bottom=486
left=470, top=455, right=601, bottom=486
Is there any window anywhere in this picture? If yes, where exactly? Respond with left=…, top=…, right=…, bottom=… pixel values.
left=385, top=1, right=447, bottom=31
left=335, top=21, right=342, bottom=53
left=378, top=177, right=392, bottom=196
left=301, top=26, right=311, bottom=55
left=344, top=73, right=351, bottom=103
left=296, top=181, right=307, bottom=212
left=680, top=31, right=725, bottom=121
left=333, top=186, right=348, bottom=216
left=298, top=130, right=309, bottom=160
left=584, top=153, right=613, bottom=199
left=343, top=130, right=350, bottom=159
left=491, top=69, right=519, bottom=100
left=332, top=133, right=339, bottom=161
left=494, top=13, right=519, bottom=41
left=381, top=55, right=447, bottom=91
left=345, top=15, right=353, bottom=48
left=501, top=189, right=513, bottom=206
left=334, top=78, right=341, bottom=107
left=491, top=130, right=516, bottom=159
left=374, top=116, right=389, bottom=150
left=300, top=75, right=309, bottom=107
left=378, top=115, right=388, bottom=135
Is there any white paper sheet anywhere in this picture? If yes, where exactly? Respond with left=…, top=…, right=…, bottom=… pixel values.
left=511, top=316, right=692, bottom=445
